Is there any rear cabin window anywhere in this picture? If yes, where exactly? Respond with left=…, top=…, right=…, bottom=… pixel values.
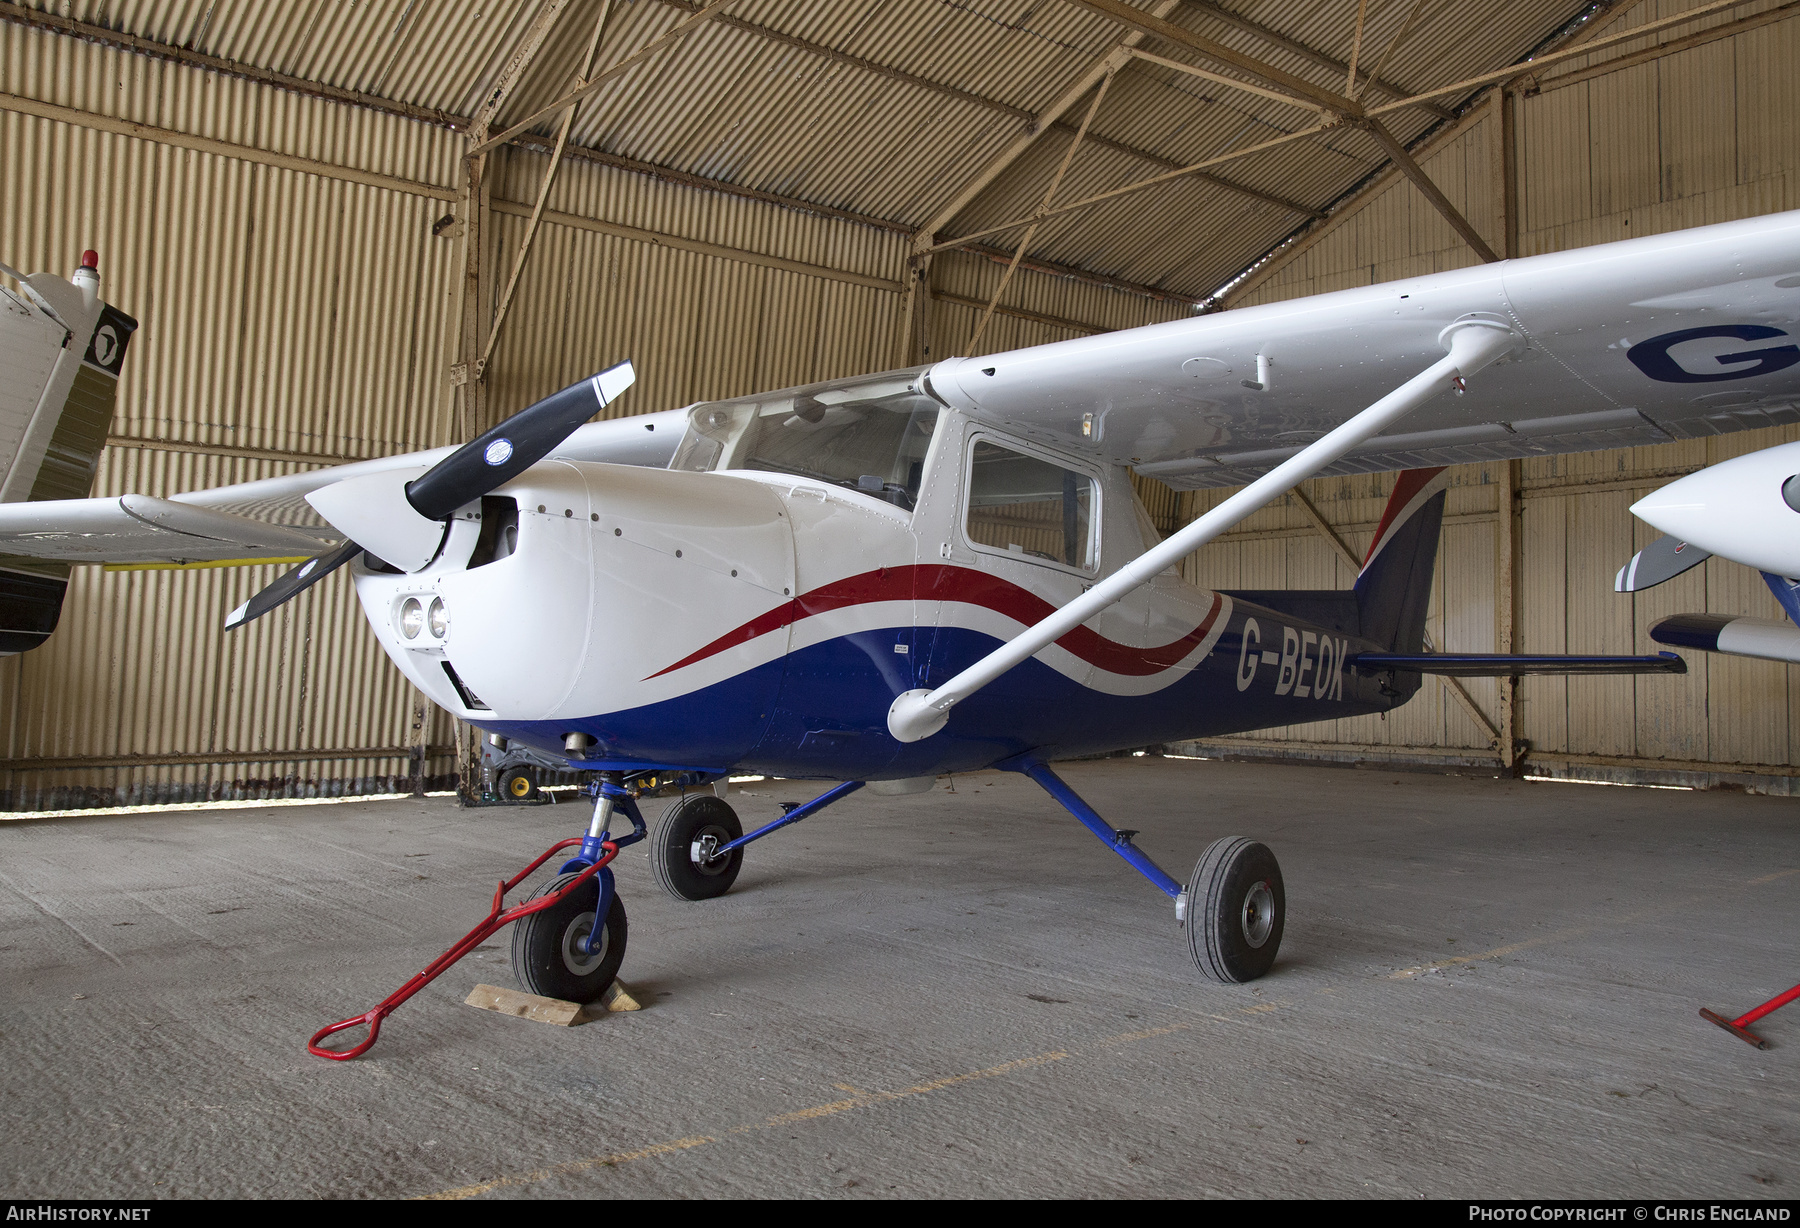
left=964, top=439, right=1097, bottom=571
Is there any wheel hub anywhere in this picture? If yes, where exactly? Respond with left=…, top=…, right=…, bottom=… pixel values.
left=688, top=825, right=734, bottom=875
left=560, top=912, right=608, bottom=974
left=1241, top=879, right=1275, bottom=948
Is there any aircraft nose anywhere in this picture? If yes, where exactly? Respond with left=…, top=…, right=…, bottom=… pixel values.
left=1628, top=438, right=1800, bottom=578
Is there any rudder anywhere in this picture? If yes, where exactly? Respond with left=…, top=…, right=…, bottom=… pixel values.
left=1353, top=467, right=1448, bottom=654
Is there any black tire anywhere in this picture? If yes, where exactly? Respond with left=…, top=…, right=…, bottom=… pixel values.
left=651, top=794, right=743, bottom=901
left=1187, top=837, right=1284, bottom=983
left=510, top=871, right=627, bottom=1002
left=498, top=765, right=539, bottom=802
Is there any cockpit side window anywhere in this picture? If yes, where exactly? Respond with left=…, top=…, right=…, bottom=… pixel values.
left=963, top=438, right=1098, bottom=573
left=670, top=368, right=940, bottom=511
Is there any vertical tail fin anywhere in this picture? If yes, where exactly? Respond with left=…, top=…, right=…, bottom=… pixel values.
left=1354, top=467, right=1448, bottom=653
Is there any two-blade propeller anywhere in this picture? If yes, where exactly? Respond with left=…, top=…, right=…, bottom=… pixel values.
left=226, top=361, right=636, bottom=629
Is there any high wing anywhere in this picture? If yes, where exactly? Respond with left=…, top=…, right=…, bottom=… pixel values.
left=920, top=210, right=1800, bottom=489
left=0, top=407, right=688, bottom=565
left=8, top=210, right=1800, bottom=566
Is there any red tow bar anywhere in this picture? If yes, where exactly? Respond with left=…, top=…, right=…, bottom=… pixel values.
left=308, top=836, right=617, bottom=1061
left=1700, top=981, right=1800, bottom=1050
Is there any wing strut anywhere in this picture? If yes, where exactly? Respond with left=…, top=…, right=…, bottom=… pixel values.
left=886, top=318, right=1519, bottom=743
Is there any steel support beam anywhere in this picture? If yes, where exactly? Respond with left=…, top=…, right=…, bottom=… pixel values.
left=1496, top=460, right=1524, bottom=774
left=655, top=0, right=1317, bottom=220
left=1360, top=117, right=1499, bottom=263
left=931, top=291, right=1112, bottom=338
left=1068, top=0, right=1361, bottom=116
left=1529, top=0, right=1800, bottom=95
left=457, top=0, right=578, bottom=430
left=1488, top=87, right=1518, bottom=261
left=1177, top=0, right=1450, bottom=118
left=912, top=1, right=1182, bottom=245
left=967, top=72, right=1114, bottom=352
left=922, top=118, right=1331, bottom=256
left=1359, top=0, right=1761, bottom=120
left=1077, top=0, right=1499, bottom=265
left=482, top=3, right=614, bottom=373
left=3, top=2, right=1201, bottom=313
left=1222, top=0, right=1657, bottom=305
left=470, top=0, right=733, bottom=156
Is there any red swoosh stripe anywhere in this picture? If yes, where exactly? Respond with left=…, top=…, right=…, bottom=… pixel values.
left=647, top=564, right=1223, bottom=680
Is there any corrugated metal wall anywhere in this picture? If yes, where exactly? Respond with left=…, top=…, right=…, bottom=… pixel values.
left=0, top=14, right=1187, bottom=809
left=1186, top=0, right=1800, bottom=790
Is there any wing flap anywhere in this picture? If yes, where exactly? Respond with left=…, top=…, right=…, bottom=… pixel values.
left=1141, top=408, right=1671, bottom=490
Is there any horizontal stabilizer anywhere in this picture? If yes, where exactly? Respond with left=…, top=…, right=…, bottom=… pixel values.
left=1345, top=651, right=1686, bottom=676
left=1616, top=534, right=1710, bottom=592
left=1651, top=614, right=1800, bottom=665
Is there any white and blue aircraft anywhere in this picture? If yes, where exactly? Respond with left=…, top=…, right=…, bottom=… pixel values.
left=5, top=212, right=1800, bottom=1045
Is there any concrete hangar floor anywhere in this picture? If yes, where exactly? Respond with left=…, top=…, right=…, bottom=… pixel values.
left=0, top=756, right=1792, bottom=1199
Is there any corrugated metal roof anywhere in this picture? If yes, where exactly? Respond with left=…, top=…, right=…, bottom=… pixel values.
left=8, top=0, right=1607, bottom=303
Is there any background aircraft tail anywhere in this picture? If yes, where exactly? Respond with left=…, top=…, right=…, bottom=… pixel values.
left=0, top=252, right=137, bottom=653
left=1353, top=467, right=1449, bottom=653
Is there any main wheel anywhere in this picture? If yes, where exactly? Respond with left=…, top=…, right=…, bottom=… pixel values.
left=510, top=871, right=627, bottom=1002
left=498, top=765, right=539, bottom=802
left=651, top=794, right=743, bottom=901
left=1187, top=837, right=1285, bottom=983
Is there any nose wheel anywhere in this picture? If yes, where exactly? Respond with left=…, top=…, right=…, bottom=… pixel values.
left=510, top=870, right=628, bottom=1002
left=651, top=794, right=743, bottom=900
left=1187, top=837, right=1285, bottom=983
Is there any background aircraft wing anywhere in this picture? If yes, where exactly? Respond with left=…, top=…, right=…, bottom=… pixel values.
left=922, top=211, right=1800, bottom=489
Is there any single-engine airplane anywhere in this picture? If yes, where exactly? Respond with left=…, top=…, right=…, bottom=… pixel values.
left=6, top=210, right=1800, bottom=1024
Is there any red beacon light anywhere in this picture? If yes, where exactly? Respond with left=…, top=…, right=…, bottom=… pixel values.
left=80, top=250, right=99, bottom=270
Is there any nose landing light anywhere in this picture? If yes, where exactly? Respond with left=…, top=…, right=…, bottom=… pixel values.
left=398, top=595, right=449, bottom=641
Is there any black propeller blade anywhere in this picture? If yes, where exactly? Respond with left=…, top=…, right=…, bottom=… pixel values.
left=224, top=361, right=634, bottom=630
left=406, top=362, right=631, bottom=520
left=225, top=539, right=364, bottom=630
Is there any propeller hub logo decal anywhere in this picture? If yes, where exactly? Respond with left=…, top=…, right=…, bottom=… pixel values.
left=484, top=439, right=514, bottom=466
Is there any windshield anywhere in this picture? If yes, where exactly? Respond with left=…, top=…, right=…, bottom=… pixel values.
left=670, top=367, right=940, bottom=510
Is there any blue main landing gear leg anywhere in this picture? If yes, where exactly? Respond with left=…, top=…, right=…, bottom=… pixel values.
left=649, top=779, right=866, bottom=902
left=1003, top=755, right=1285, bottom=985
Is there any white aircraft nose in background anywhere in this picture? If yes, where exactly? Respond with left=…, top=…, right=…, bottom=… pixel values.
left=1630, top=440, right=1800, bottom=579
